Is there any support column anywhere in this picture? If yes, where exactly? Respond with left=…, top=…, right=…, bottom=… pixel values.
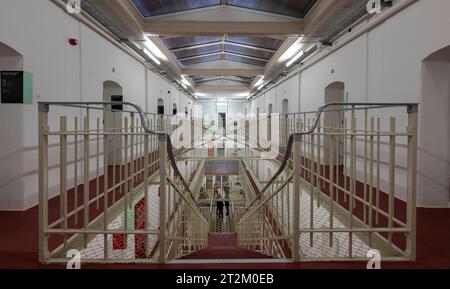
left=406, top=104, right=418, bottom=261
left=38, top=104, right=49, bottom=263
left=292, top=134, right=301, bottom=262
left=158, top=134, right=167, bottom=263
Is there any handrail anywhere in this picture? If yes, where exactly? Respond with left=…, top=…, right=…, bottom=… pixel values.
left=237, top=102, right=418, bottom=220
left=38, top=101, right=199, bottom=206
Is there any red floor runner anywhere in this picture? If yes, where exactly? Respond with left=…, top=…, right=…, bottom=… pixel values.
left=180, top=233, right=272, bottom=260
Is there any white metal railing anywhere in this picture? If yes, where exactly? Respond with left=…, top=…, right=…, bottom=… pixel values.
left=38, top=101, right=418, bottom=264
left=38, top=102, right=207, bottom=264
left=237, top=160, right=287, bottom=258
left=236, top=103, right=418, bottom=262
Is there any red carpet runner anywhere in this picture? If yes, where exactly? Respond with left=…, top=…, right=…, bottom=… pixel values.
left=181, top=233, right=272, bottom=260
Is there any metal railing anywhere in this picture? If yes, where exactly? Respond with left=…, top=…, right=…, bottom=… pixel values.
left=38, top=102, right=208, bottom=264
left=236, top=103, right=418, bottom=262
left=237, top=160, right=287, bottom=258
left=37, top=101, right=418, bottom=263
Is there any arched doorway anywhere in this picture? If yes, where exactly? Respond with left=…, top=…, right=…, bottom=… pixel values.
left=172, top=103, right=177, bottom=115
left=157, top=98, right=164, bottom=115
left=0, top=42, right=24, bottom=209
left=0, top=42, right=24, bottom=103
left=0, top=42, right=23, bottom=71
left=103, top=81, right=123, bottom=165
left=419, top=45, right=450, bottom=207
left=281, top=99, right=289, bottom=149
left=282, top=99, right=289, bottom=114
left=324, top=82, right=345, bottom=165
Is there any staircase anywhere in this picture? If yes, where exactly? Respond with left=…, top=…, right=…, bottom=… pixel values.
left=181, top=233, right=272, bottom=259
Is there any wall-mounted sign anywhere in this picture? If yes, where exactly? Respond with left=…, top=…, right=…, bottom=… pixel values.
left=111, top=95, right=123, bottom=111
left=1, top=71, right=33, bottom=104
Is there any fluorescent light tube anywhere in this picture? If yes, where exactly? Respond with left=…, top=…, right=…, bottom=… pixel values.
left=279, top=37, right=303, bottom=62
left=286, top=50, right=304, bottom=67
left=144, top=37, right=167, bottom=60
left=181, top=75, right=192, bottom=87
left=253, top=75, right=264, bottom=88
left=144, top=48, right=160, bottom=65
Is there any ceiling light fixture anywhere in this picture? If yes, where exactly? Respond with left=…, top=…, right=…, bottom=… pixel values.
left=279, top=37, right=304, bottom=62
left=181, top=75, right=192, bottom=87
left=253, top=75, right=264, bottom=88
left=239, top=92, right=251, bottom=98
left=144, top=36, right=167, bottom=61
left=286, top=50, right=304, bottom=67
left=143, top=48, right=160, bottom=65
left=258, top=84, right=265, bottom=90
left=195, top=92, right=208, bottom=98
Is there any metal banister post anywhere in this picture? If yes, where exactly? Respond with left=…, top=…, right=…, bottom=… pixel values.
left=38, top=104, right=49, bottom=263
left=245, top=119, right=249, bottom=148
left=144, top=120, right=150, bottom=256
left=257, top=111, right=260, bottom=148
left=158, top=133, right=167, bottom=263
left=292, top=134, right=301, bottom=262
left=406, top=104, right=418, bottom=261
left=191, top=116, right=195, bottom=148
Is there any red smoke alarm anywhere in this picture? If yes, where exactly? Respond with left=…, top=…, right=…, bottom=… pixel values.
left=69, top=38, right=78, bottom=46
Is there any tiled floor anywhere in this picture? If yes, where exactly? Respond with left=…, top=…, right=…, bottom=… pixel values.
left=78, top=185, right=160, bottom=260
left=254, top=160, right=372, bottom=259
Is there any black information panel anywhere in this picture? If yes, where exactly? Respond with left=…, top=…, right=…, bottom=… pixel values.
left=1, top=71, right=23, bottom=103
left=111, top=95, right=123, bottom=110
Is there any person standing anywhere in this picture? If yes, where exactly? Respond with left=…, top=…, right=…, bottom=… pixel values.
left=214, top=186, right=223, bottom=219
left=224, top=182, right=231, bottom=216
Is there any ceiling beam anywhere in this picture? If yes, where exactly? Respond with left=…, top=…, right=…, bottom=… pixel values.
left=227, top=41, right=278, bottom=53
left=143, top=20, right=304, bottom=36
left=178, top=51, right=269, bottom=62
left=171, top=41, right=277, bottom=53
left=170, top=41, right=222, bottom=52
left=196, top=78, right=251, bottom=85
left=226, top=51, right=269, bottom=62
left=301, top=0, right=342, bottom=34
left=183, top=69, right=263, bottom=77
left=178, top=52, right=222, bottom=61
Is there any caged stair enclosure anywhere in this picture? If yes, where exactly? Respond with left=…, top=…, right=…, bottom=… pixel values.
left=38, top=101, right=418, bottom=263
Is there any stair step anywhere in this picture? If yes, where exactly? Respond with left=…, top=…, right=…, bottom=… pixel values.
left=208, top=233, right=237, bottom=247
left=180, top=233, right=272, bottom=260
left=180, top=247, right=272, bottom=260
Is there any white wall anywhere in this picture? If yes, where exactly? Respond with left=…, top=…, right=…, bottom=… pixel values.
left=419, top=60, right=450, bottom=207
left=0, top=0, right=192, bottom=210
left=250, top=0, right=450, bottom=207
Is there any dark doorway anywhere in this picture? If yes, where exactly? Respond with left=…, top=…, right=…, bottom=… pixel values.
left=103, top=81, right=123, bottom=166
left=157, top=98, right=164, bottom=115
left=324, top=82, right=345, bottom=165
left=218, top=113, right=226, bottom=135
left=173, top=103, right=177, bottom=115
left=419, top=45, right=450, bottom=207
left=111, top=95, right=123, bottom=111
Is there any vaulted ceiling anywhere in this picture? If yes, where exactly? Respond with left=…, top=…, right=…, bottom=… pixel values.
left=88, top=0, right=363, bottom=99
